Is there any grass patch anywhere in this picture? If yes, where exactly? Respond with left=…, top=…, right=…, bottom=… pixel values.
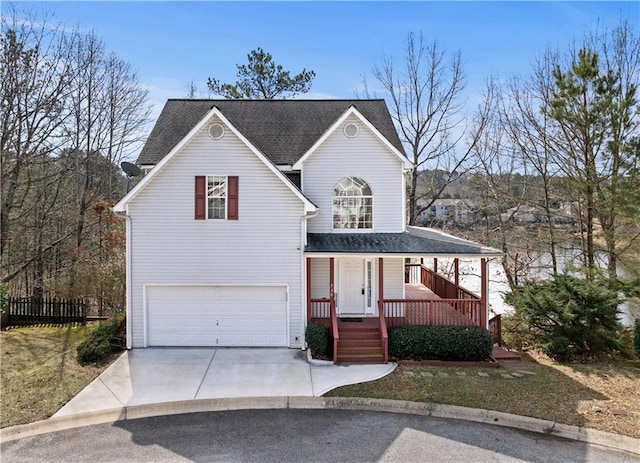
left=1, top=324, right=121, bottom=428
left=326, top=351, right=640, bottom=438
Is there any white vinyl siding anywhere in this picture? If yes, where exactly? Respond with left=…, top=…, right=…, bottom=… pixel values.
left=382, top=258, right=404, bottom=299
left=128, top=116, right=306, bottom=348
left=303, top=115, right=405, bottom=233
left=310, top=258, right=330, bottom=299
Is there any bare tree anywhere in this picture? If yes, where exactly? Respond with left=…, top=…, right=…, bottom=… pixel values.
left=369, top=32, right=490, bottom=225
left=470, top=79, right=535, bottom=289
left=503, top=51, right=565, bottom=276
left=1, top=5, right=149, bottom=308
left=63, top=30, right=150, bottom=294
left=0, top=6, right=76, bottom=258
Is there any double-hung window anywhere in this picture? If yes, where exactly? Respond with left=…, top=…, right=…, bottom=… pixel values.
left=207, top=176, right=227, bottom=219
left=195, top=175, right=238, bottom=220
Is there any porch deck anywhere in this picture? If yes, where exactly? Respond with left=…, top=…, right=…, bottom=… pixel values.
left=404, top=283, right=440, bottom=300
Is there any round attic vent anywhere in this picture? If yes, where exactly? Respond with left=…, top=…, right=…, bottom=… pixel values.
left=344, top=122, right=359, bottom=138
left=208, top=123, right=224, bottom=140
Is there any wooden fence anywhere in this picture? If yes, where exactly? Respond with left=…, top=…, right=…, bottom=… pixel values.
left=3, top=297, right=87, bottom=327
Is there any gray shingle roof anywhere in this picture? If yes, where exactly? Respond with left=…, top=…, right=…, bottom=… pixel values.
left=306, top=228, right=502, bottom=256
left=137, top=99, right=405, bottom=166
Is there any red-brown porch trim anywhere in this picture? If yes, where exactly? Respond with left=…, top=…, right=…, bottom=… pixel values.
left=307, top=256, right=492, bottom=364
left=306, top=257, right=312, bottom=324
left=480, top=258, right=488, bottom=328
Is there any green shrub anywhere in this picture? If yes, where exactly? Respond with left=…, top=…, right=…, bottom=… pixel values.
left=0, top=284, right=8, bottom=329
left=501, top=310, right=536, bottom=352
left=388, top=325, right=493, bottom=361
left=0, top=284, right=7, bottom=314
left=77, top=314, right=126, bottom=364
left=634, top=318, right=640, bottom=359
left=505, top=273, right=623, bottom=361
left=305, top=322, right=330, bottom=358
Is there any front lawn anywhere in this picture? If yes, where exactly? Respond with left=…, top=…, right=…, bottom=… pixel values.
left=0, top=324, right=118, bottom=428
left=2, top=326, right=638, bottom=441
left=326, top=352, right=640, bottom=439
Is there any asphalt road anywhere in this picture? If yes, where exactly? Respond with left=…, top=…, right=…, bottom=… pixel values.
left=2, top=409, right=637, bottom=462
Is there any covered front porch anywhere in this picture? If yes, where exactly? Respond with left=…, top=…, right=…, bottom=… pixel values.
left=307, top=259, right=492, bottom=363
left=304, top=227, right=503, bottom=364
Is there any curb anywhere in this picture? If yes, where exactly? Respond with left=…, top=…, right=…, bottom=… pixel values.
left=306, top=349, right=334, bottom=366
left=1, top=397, right=638, bottom=455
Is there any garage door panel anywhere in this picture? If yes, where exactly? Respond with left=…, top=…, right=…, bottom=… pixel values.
left=147, top=286, right=287, bottom=347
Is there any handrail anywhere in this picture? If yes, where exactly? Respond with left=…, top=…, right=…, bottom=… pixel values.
left=378, top=301, right=388, bottom=363
left=330, top=298, right=339, bottom=364
left=406, top=264, right=480, bottom=301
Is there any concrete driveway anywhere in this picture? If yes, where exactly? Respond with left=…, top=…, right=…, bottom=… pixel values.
left=54, top=348, right=395, bottom=418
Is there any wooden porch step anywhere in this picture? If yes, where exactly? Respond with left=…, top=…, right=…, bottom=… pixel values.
left=337, top=349, right=385, bottom=363
left=337, top=340, right=384, bottom=364
left=338, top=344, right=383, bottom=353
left=340, top=332, right=380, bottom=341
left=335, top=319, right=385, bottom=364
left=339, top=339, right=381, bottom=348
left=339, top=328, right=381, bottom=339
left=337, top=356, right=385, bottom=364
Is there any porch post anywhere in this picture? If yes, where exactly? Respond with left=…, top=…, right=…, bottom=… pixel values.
left=306, top=257, right=312, bottom=324
left=480, top=258, right=488, bottom=328
left=433, top=258, right=438, bottom=273
left=329, top=257, right=335, bottom=312
left=378, top=258, right=384, bottom=311
left=454, top=258, right=460, bottom=286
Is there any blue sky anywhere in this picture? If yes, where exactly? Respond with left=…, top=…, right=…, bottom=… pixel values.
left=10, top=1, right=639, bottom=120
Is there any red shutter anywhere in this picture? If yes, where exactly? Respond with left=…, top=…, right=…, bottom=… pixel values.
left=228, top=176, right=239, bottom=220
left=195, top=176, right=206, bottom=219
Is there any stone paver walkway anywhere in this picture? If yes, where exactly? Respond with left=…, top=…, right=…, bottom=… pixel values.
left=403, top=365, right=538, bottom=381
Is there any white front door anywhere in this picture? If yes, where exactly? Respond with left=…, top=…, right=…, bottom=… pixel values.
left=338, top=258, right=375, bottom=315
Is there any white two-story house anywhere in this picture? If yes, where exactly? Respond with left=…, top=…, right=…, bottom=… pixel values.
left=113, top=99, right=501, bottom=363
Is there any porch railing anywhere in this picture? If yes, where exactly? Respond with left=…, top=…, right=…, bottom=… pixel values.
left=310, top=299, right=330, bottom=325
left=406, top=264, right=480, bottom=301
left=378, top=301, right=388, bottom=363
left=330, top=299, right=339, bottom=364
left=310, top=298, right=339, bottom=363
left=382, top=298, right=482, bottom=329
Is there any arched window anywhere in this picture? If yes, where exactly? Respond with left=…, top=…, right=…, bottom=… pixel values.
left=332, top=177, right=373, bottom=229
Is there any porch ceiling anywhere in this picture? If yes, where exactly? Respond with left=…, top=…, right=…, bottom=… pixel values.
left=305, top=228, right=502, bottom=258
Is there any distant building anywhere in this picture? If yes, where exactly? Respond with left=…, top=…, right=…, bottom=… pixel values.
left=420, top=198, right=477, bottom=223
left=500, top=202, right=577, bottom=224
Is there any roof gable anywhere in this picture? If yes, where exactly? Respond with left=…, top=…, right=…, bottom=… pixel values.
left=136, top=99, right=406, bottom=167
left=113, top=107, right=316, bottom=213
left=292, top=106, right=412, bottom=170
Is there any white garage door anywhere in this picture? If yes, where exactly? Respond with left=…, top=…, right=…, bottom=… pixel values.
left=146, top=286, right=288, bottom=347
